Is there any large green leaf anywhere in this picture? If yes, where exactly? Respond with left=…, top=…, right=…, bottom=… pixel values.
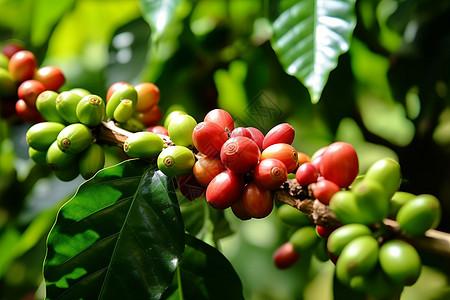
left=271, top=0, right=357, bottom=103
left=44, top=159, right=185, bottom=300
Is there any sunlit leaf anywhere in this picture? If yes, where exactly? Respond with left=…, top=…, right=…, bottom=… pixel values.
left=44, top=159, right=185, bottom=299
left=271, top=0, right=357, bottom=103
left=139, top=0, right=182, bottom=40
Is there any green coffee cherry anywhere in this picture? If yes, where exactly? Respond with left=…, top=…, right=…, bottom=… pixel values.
left=396, top=194, right=441, bottom=235
left=54, top=166, right=80, bottom=182
left=157, top=146, right=195, bottom=178
left=364, top=158, right=401, bottom=199
left=389, top=191, right=415, bottom=218
left=29, top=147, right=47, bottom=165
left=168, top=114, right=197, bottom=147
left=314, top=238, right=330, bottom=262
left=329, top=190, right=368, bottom=225
left=164, top=110, right=187, bottom=129
left=79, top=143, right=105, bottom=180
left=36, top=91, right=66, bottom=123
left=46, top=141, right=77, bottom=171
left=113, top=99, right=134, bottom=123
left=57, top=123, right=94, bottom=154
left=106, top=85, right=137, bottom=119
left=327, top=223, right=372, bottom=256
left=277, top=204, right=313, bottom=228
left=335, top=235, right=379, bottom=285
left=349, top=267, right=403, bottom=299
left=379, top=240, right=421, bottom=286
left=116, top=117, right=145, bottom=132
left=76, top=95, right=105, bottom=127
left=353, top=179, right=389, bottom=224
left=289, top=226, right=320, bottom=253
left=70, top=88, right=91, bottom=98
left=56, top=91, right=82, bottom=123
left=123, top=132, right=164, bottom=158
left=26, top=122, right=66, bottom=151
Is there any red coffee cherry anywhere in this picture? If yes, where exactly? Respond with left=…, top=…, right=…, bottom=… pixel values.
left=177, top=174, right=206, bottom=201
left=253, top=158, right=287, bottom=190
left=261, top=143, right=298, bottom=173
left=273, top=242, right=300, bottom=269
left=247, top=127, right=264, bottom=150
left=220, top=136, right=261, bottom=174
left=146, top=125, right=168, bottom=136
left=231, top=198, right=252, bottom=221
left=206, top=170, right=244, bottom=209
left=2, top=42, right=25, bottom=59
left=8, top=50, right=37, bottom=83
left=295, top=162, right=320, bottom=186
left=263, top=123, right=295, bottom=149
left=204, top=108, right=234, bottom=132
left=297, top=151, right=310, bottom=167
left=311, top=146, right=328, bottom=170
left=312, top=179, right=340, bottom=205
left=15, top=99, right=43, bottom=123
left=242, top=182, right=274, bottom=218
left=192, top=121, right=228, bottom=157
left=230, top=127, right=252, bottom=138
left=106, top=81, right=132, bottom=102
left=17, top=79, right=46, bottom=107
left=193, top=156, right=225, bottom=186
left=316, top=225, right=335, bottom=238
left=320, top=142, right=359, bottom=188
left=33, top=66, right=65, bottom=91
left=135, top=82, right=160, bottom=113
left=135, top=105, right=162, bottom=127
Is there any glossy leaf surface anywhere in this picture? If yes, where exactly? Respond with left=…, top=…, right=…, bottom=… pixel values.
left=139, top=0, right=181, bottom=40
left=272, top=0, right=357, bottom=103
left=44, top=159, right=185, bottom=299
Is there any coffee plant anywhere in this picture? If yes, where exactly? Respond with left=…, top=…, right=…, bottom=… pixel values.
left=1, top=1, right=450, bottom=300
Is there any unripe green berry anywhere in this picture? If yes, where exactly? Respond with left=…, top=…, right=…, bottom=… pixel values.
left=123, top=132, right=164, bottom=158
left=289, top=226, right=320, bottom=253
left=26, top=122, right=66, bottom=151
left=353, top=179, right=390, bottom=224
left=46, top=141, right=77, bottom=171
left=57, top=123, right=94, bottom=154
left=396, top=194, right=441, bottom=235
left=113, top=99, right=134, bottom=123
left=70, top=88, right=91, bottom=98
left=364, top=158, right=401, bottom=199
left=116, top=117, right=145, bottom=132
left=56, top=91, right=82, bottom=123
left=327, top=223, right=372, bottom=256
left=28, top=147, right=47, bottom=165
left=79, top=143, right=105, bottom=180
left=76, top=95, right=105, bottom=127
left=157, top=146, right=195, bottom=178
left=277, top=204, right=313, bottom=228
left=389, top=191, right=415, bottom=218
left=163, top=110, right=187, bottom=129
left=36, top=91, right=66, bottom=123
left=54, top=165, right=80, bottom=182
left=168, top=114, right=197, bottom=146
left=106, top=85, right=137, bottom=119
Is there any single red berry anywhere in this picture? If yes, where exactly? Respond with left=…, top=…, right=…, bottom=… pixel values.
left=135, top=105, right=162, bottom=127
left=220, top=136, right=261, bottom=174
left=230, top=127, right=252, bottom=138
left=8, top=50, right=37, bottom=83
left=261, top=143, right=298, bottom=173
left=177, top=174, right=206, bottom=201
left=316, top=225, right=335, bottom=238
left=206, top=170, right=244, bottom=209
left=231, top=198, right=252, bottom=221
left=320, top=142, right=359, bottom=188
left=247, top=127, right=264, bottom=150
left=192, top=121, right=229, bottom=157
left=135, top=82, right=160, bottom=112
left=312, top=179, right=340, bottom=205
left=311, top=146, right=328, bottom=170
left=204, top=108, right=234, bottom=132
left=193, top=156, right=226, bottom=186
left=147, top=125, right=168, bottom=136
left=297, top=151, right=310, bottom=167
left=17, top=79, right=46, bottom=108
left=15, top=99, right=43, bottom=122
left=33, top=66, right=65, bottom=91
left=295, top=162, right=319, bottom=186
left=106, top=81, right=132, bottom=102
left=263, top=123, right=295, bottom=149
left=2, top=42, right=25, bottom=59
left=253, top=158, right=287, bottom=190
left=242, top=182, right=274, bottom=218
left=273, top=242, right=300, bottom=269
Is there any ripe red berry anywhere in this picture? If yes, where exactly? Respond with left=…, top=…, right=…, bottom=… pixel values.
left=247, top=127, right=264, bottom=150
left=320, top=142, right=359, bottom=188
left=220, top=136, right=261, bottom=174
left=8, top=50, right=37, bottom=83
left=177, top=174, right=206, bottom=201
left=311, top=146, right=328, bottom=170
left=193, top=156, right=225, bottom=186
left=231, top=198, right=252, bottom=220
left=17, top=79, right=46, bottom=107
left=2, top=42, right=25, bottom=59
left=33, top=66, right=65, bottom=91
left=230, top=127, right=252, bottom=138
left=273, top=242, right=300, bottom=269
left=15, top=99, right=43, bottom=122
left=242, top=182, right=274, bottom=218
left=135, top=82, right=160, bottom=112
left=192, top=121, right=229, bottom=157
left=135, top=105, right=162, bottom=127
left=312, top=179, right=340, bottom=205
left=146, top=125, right=168, bottom=136
left=106, top=81, right=132, bottom=102
left=295, top=162, right=319, bottom=186
left=206, top=170, right=244, bottom=209
left=316, top=225, right=335, bottom=238
left=261, top=143, right=298, bottom=173
left=263, top=123, right=295, bottom=149
left=297, top=151, right=310, bottom=167
left=204, top=108, right=234, bottom=132
left=253, top=158, right=287, bottom=190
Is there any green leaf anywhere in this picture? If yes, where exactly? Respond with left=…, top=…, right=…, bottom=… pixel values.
left=44, top=159, right=185, bottom=300
left=271, top=0, right=357, bottom=103
left=175, top=234, right=244, bottom=300
left=139, top=0, right=182, bottom=40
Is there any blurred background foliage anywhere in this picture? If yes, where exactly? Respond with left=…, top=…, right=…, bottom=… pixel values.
left=1, top=0, right=450, bottom=299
